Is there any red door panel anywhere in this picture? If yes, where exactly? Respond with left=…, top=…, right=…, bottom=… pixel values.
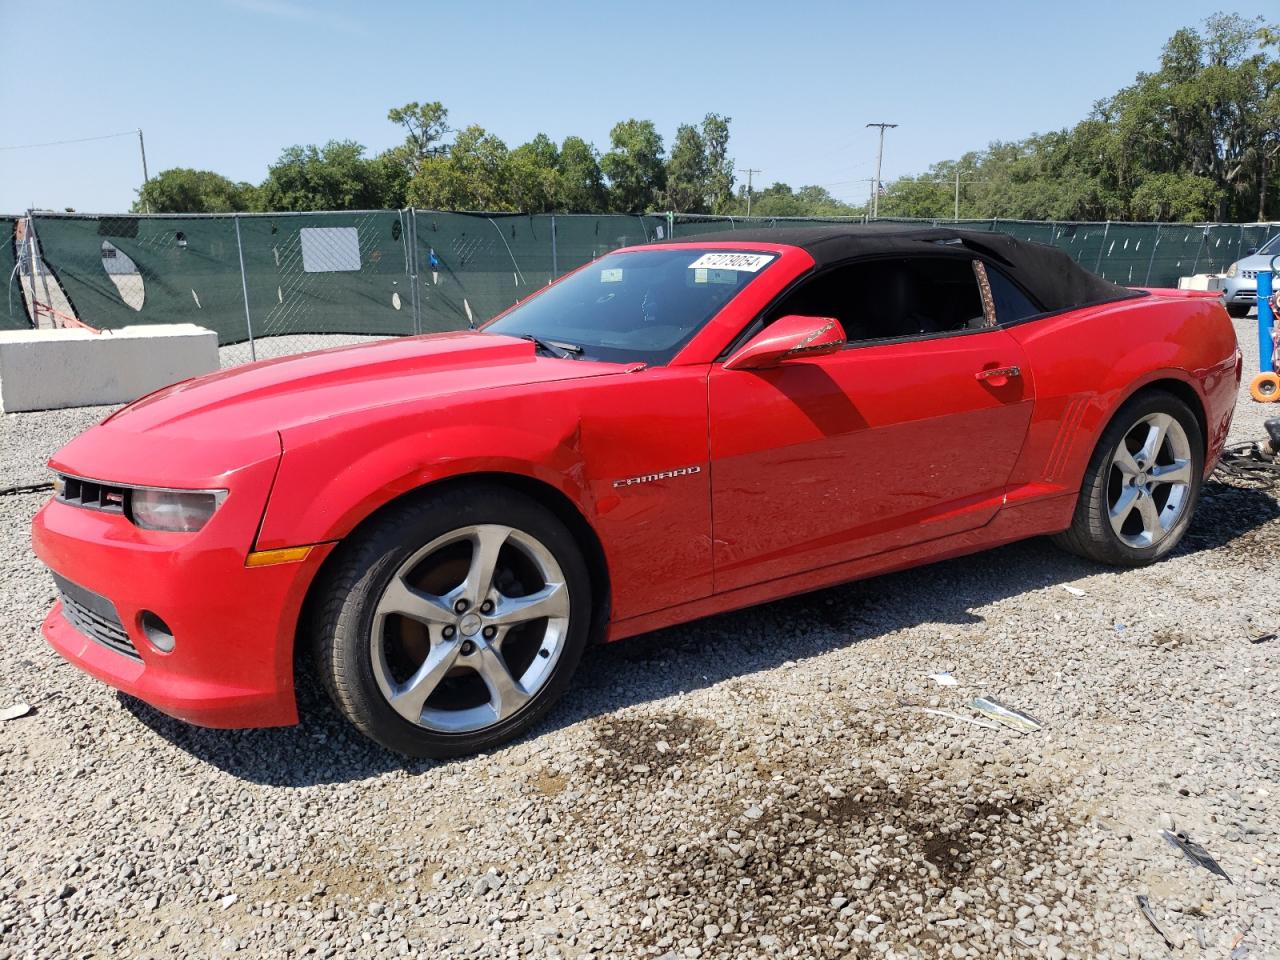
left=708, top=330, right=1033, bottom=592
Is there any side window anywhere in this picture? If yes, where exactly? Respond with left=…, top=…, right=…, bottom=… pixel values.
left=763, top=256, right=985, bottom=343
left=985, top=265, right=1042, bottom=324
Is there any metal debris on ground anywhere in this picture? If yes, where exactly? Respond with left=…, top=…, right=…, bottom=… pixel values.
left=912, top=707, right=1001, bottom=731
left=1250, top=632, right=1275, bottom=644
left=970, top=697, right=1043, bottom=733
left=1061, top=585, right=1087, bottom=597
left=927, top=671, right=958, bottom=687
left=0, top=702, right=32, bottom=721
left=1136, top=894, right=1176, bottom=951
left=1162, top=829, right=1232, bottom=882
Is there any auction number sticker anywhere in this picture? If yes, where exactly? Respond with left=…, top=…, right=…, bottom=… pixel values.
left=687, top=252, right=774, bottom=273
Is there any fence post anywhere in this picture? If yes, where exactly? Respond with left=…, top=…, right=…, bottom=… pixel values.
left=1095, top=221, right=1111, bottom=272
left=233, top=215, right=256, bottom=362
left=1144, top=224, right=1161, bottom=287
left=550, top=214, right=558, bottom=279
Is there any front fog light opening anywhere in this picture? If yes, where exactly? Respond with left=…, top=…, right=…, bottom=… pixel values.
left=139, top=611, right=175, bottom=652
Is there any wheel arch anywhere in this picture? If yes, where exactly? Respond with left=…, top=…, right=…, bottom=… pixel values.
left=1113, top=375, right=1208, bottom=457
left=293, top=470, right=614, bottom=695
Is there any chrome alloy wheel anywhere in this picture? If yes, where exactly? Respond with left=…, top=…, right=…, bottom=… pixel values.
left=370, top=524, right=570, bottom=733
left=1107, top=412, right=1193, bottom=549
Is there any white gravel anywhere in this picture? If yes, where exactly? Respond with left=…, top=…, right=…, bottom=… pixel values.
left=0, top=322, right=1277, bottom=959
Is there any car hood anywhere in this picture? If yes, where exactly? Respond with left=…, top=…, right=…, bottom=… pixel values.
left=48, top=332, right=626, bottom=486
left=1234, top=253, right=1278, bottom=272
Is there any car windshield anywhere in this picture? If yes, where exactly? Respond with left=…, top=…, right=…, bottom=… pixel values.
left=484, top=248, right=777, bottom=365
left=1257, top=234, right=1280, bottom=256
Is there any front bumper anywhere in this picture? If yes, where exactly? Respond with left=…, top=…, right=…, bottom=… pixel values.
left=1222, top=276, right=1257, bottom=306
left=32, top=462, right=332, bottom=729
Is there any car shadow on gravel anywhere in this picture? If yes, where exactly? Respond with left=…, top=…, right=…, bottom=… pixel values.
left=121, top=478, right=1278, bottom=787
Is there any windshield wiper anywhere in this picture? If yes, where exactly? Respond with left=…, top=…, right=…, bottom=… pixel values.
left=518, top=334, right=583, bottom=359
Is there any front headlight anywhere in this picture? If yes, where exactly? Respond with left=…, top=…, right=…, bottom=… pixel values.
left=1225, top=262, right=1238, bottom=278
left=130, top=488, right=227, bottom=532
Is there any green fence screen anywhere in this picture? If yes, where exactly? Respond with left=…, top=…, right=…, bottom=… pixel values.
left=8, top=211, right=1278, bottom=357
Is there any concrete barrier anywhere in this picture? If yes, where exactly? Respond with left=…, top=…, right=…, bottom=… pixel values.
left=0, top=324, right=219, bottom=413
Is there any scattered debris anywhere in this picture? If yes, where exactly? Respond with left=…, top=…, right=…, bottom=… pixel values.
left=1061, top=585, right=1087, bottom=597
left=1136, top=894, right=1176, bottom=951
left=0, top=702, right=31, bottom=721
left=1162, top=829, right=1232, bottom=882
left=1250, top=632, right=1275, bottom=645
left=970, top=697, right=1043, bottom=733
left=912, top=707, right=1000, bottom=731
left=1230, top=934, right=1249, bottom=959
left=927, top=671, right=958, bottom=687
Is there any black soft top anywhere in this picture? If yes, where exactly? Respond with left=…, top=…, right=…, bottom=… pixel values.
left=671, top=224, right=1140, bottom=314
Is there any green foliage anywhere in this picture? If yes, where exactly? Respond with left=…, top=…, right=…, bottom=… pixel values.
left=729, top=182, right=860, bottom=218
left=702, top=114, right=735, bottom=214
left=259, top=141, right=404, bottom=211
left=556, top=136, right=607, bottom=213
left=386, top=101, right=450, bottom=172
left=132, top=168, right=257, bottom=213
left=880, top=13, right=1279, bottom=222
left=601, top=120, right=666, bottom=213
left=664, top=124, right=709, bottom=213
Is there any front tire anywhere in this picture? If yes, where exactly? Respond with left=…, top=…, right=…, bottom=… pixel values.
left=310, top=484, right=593, bottom=758
left=1053, top=390, right=1204, bottom=566
left=1226, top=303, right=1252, bottom=319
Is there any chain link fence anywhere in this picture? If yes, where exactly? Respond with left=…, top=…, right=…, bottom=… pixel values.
left=5, top=210, right=1277, bottom=365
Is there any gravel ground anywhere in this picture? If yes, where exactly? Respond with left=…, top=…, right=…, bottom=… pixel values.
left=1, top=321, right=1277, bottom=959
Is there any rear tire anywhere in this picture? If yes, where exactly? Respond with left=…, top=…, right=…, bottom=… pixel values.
left=1053, top=390, right=1204, bottom=566
left=310, top=484, right=593, bottom=758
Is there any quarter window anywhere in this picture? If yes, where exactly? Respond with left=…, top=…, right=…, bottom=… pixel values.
left=985, top=265, right=1042, bottom=324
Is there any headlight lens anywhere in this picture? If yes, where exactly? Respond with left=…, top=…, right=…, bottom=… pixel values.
left=1225, top=262, right=1237, bottom=278
left=130, top=489, right=226, bottom=532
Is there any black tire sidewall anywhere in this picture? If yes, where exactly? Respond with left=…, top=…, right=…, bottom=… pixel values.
left=1081, top=391, right=1205, bottom=565
left=319, top=485, right=593, bottom=758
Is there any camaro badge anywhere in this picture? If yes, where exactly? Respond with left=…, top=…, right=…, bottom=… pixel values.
left=613, top=465, right=702, bottom=488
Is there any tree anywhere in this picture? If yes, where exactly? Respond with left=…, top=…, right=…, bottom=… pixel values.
left=132, top=168, right=256, bottom=213
left=701, top=113, right=735, bottom=214
left=664, top=123, right=709, bottom=213
left=258, top=141, right=402, bottom=211
left=407, top=125, right=513, bottom=210
left=386, top=101, right=451, bottom=173
left=601, top=120, right=665, bottom=212
left=508, top=134, right=561, bottom=212
left=731, top=182, right=860, bottom=218
left=556, top=136, right=607, bottom=212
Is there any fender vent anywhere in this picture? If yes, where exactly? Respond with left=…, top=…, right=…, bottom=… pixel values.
left=1044, top=397, right=1088, bottom=483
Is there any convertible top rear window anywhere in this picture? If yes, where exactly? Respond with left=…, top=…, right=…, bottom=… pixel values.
left=484, top=249, right=775, bottom=365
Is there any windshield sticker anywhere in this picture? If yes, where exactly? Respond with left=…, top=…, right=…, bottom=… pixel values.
left=600, top=268, right=623, bottom=283
left=693, top=267, right=739, bottom=285
left=687, top=252, right=774, bottom=273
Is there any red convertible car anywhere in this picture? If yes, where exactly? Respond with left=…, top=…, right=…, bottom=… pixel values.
left=33, top=226, right=1240, bottom=757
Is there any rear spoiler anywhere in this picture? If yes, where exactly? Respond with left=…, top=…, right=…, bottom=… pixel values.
left=1131, top=287, right=1224, bottom=300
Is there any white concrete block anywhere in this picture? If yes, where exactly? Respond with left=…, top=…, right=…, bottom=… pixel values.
left=1178, top=274, right=1225, bottom=291
left=0, top=324, right=219, bottom=413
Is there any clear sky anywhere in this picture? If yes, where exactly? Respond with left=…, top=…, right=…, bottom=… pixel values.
left=0, top=0, right=1234, bottom=214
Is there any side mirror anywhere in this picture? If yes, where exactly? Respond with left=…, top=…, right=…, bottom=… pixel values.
left=723, top=314, right=847, bottom=371
left=1246, top=247, right=1258, bottom=256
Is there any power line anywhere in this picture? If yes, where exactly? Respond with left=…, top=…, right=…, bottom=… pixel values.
left=0, top=130, right=139, bottom=151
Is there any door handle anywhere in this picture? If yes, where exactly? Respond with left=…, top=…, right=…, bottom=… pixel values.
left=976, top=365, right=1021, bottom=383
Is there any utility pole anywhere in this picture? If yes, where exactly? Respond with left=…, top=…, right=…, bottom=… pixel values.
left=743, top=168, right=761, bottom=217
left=955, top=169, right=961, bottom=222
left=865, top=122, right=897, bottom=219
left=137, top=129, right=151, bottom=213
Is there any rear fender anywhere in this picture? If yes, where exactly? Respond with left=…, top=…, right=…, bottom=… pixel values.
left=1009, top=296, right=1238, bottom=492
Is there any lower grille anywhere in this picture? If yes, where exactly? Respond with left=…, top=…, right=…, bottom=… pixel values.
left=52, top=573, right=139, bottom=661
